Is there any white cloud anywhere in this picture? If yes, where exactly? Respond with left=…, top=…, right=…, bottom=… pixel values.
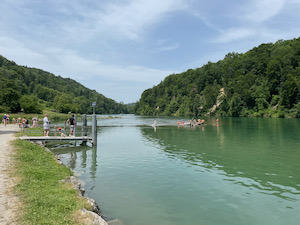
left=0, top=35, right=174, bottom=102
left=209, top=0, right=300, bottom=44
left=93, top=0, right=188, bottom=41
left=36, top=0, right=190, bottom=43
left=246, top=0, right=286, bottom=23
left=213, top=28, right=255, bottom=43
left=155, top=43, right=180, bottom=52
left=243, top=0, right=287, bottom=23
left=0, top=0, right=189, bottom=45
left=0, top=36, right=48, bottom=67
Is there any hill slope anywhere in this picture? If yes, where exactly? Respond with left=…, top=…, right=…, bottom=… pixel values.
left=0, top=55, right=128, bottom=114
left=135, top=38, right=300, bottom=118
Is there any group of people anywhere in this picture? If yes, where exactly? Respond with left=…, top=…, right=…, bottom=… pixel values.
left=42, top=114, right=76, bottom=137
left=2, top=114, right=27, bottom=127
left=177, top=118, right=206, bottom=126
left=2, top=113, right=76, bottom=137
left=18, top=116, right=35, bottom=128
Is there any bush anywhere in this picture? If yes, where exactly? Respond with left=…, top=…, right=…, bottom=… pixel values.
left=288, top=102, right=300, bottom=118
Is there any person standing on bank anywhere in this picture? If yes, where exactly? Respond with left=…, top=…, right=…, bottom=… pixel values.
left=43, top=114, right=50, bottom=136
left=3, top=114, right=7, bottom=127
left=67, top=114, right=76, bottom=136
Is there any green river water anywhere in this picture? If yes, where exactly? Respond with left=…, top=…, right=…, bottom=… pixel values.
left=50, top=115, right=300, bottom=225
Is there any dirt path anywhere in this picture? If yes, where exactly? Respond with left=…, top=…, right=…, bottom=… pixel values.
left=0, top=124, right=21, bottom=225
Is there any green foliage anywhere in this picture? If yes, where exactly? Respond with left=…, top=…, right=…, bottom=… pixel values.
left=20, top=95, right=42, bottom=113
left=135, top=37, right=300, bottom=118
left=54, top=94, right=73, bottom=113
left=126, top=102, right=136, bottom=114
left=288, top=102, right=300, bottom=118
left=0, top=55, right=129, bottom=114
left=0, top=78, right=21, bottom=112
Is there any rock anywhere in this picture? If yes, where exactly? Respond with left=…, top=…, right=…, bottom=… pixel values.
left=77, top=208, right=108, bottom=225
left=69, top=176, right=85, bottom=196
left=67, top=176, right=102, bottom=216
left=84, top=197, right=103, bottom=217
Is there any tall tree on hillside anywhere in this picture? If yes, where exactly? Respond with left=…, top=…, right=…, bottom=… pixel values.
left=0, top=79, right=21, bottom=112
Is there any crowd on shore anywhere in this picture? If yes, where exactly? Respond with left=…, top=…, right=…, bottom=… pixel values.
left=2, top=114, right=38, bottom=128
left=2, top=113, right=76, bottom=137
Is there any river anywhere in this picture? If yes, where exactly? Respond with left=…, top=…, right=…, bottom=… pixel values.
left=49, top=115, right=300, bottom=225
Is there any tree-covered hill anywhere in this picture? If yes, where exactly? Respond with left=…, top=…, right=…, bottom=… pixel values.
left=0, top=55, right=128, bottom=114
left=135, top=38, right=300, bottom=118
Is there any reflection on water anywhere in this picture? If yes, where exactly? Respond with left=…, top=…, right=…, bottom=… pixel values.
left=141, top=119, right=300, bottom=202
left=50, top=116, right=300, bottom=225
left=50, top=143, right=98, bottom=180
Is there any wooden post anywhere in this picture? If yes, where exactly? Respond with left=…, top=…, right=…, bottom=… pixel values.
left=92, top=114, right=97, bottom=145
left=74, top=114, right=77, bottom=137
left=92, top=102, right=97, bottom=146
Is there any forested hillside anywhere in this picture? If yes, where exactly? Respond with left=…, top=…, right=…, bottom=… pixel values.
left=135, top=38, right=300, bottom=118
left=0, top=56, right=128, bottom=114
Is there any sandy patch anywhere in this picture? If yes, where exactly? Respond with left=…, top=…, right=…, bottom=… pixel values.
left=0, top=124, right=21, bottom=225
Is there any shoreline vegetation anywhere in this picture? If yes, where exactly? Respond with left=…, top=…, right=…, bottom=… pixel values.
left=0, top=54, right=129, bottom=115
left=12, top=136, right=108, bottom=224
left=135, top=38, right=300, bottom=118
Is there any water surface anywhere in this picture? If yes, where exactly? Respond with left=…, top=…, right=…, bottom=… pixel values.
left=50, top=115, right=300, bottom=225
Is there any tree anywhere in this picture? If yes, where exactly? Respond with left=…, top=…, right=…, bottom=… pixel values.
left=54, top=94, right=73, bottom=113
left=281, top=73, right=299, bottom=109
left=0, top=79, right=21, bottom=112
left=20, top=95, right=42, bottom=113
left=229, top=94, right=243, bottom=117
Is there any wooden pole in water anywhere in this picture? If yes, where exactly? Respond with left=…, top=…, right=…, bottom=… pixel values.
left=92, top=102, right=97, bottom=145
left=74, top=114, right=77, bottom=136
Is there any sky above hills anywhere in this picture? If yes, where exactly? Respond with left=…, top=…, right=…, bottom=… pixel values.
left=1, top=0, right=300, bottom=103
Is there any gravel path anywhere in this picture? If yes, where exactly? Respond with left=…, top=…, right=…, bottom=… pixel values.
left=0, top=124, right=21, bottom=225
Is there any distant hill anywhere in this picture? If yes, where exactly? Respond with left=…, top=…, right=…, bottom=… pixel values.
left=0, top=55, right=128, bottom=114
left=135, top=38, right=300, bottom=118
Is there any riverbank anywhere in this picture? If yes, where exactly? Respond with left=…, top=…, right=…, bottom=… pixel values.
left=0, top=123, right=109, bottom=224
left=0, top=124, right=21, bottom=224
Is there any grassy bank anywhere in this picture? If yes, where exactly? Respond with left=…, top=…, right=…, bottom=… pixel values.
left=13, top=139, right=89, bottom=224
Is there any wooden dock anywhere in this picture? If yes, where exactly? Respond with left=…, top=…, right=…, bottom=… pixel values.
left=19, top=136, right=93, bottom=142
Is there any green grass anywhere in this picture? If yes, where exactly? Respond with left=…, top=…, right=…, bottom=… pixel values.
left=17, top=127, right=44, bottom=137
left=13, top=139, right=87, bottom=225
left=43, top=110, right=73, bottom=121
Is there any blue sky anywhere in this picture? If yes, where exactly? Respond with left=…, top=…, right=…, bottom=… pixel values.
left=1, top=0, right=300, bottom=103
